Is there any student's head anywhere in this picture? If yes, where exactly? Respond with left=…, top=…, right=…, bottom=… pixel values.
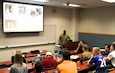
left=110, top=44, right=115, bottom=52
left=35, top=61, right=43, bottom=73
left=62, top=51, right=70, bottom=60
left=112, top=41, right=115, bottom=44
left=92, top=47, right=101, bottom=56
left=14, top=54, right=23, bottom=66
left=82, top=44, right=89, bottom=52
left=16, top=49, right=22, bottom=55
left=63, top=30, right=66, bottom=35
left=104, top=44, right=110, bottom=51
left=79, top=40, right=85, bottom=45
left=46, top=52, right=52, bottom=57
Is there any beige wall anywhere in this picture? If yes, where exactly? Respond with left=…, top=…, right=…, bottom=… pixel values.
left=0, top=5, right=78, bottom=61
left=44, top=6, right=78, bottom=43
left=78, top=6, right=115, bottom=34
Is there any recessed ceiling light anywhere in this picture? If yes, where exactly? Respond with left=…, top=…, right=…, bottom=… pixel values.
left=32, top=0, right=49, bottom=2
left=62, top=4, right=81, bottom=7
left=101, top=0, right=115, bottom=3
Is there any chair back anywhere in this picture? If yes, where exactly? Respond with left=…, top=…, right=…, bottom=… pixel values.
left=97, top=67, right=108, bottom=73
left=0, top=64, right=6, bottom=68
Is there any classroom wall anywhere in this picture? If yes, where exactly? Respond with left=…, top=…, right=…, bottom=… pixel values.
left=78, top=6, right=115, bottom=34
left=44, top=6, right=78, bottom=42
left=0, top=4, right=78, bottom=61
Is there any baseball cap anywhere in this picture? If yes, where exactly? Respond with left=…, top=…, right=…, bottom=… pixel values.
left=46, top=52, right=52, bottom=56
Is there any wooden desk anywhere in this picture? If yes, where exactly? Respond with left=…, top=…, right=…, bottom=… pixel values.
left=0, top=51, right=92, bottom=73
left=26, top=57, right=35, bottom=63
left=0, top=50, right=47, bottom=66
left=0, top=56, right=35, bottom=67
left=0, top=61, right=12, bottom=66
left=109, top=70, right=115, bottom=73
left=77, top=61, right=91, bottom=72
left=76, top=53, right=82, bottom=58
left=70, top=50, right=75, bottom=54
left=0, top=62, right=92, bottom=73
left=0, top=68, right=9, bottom=73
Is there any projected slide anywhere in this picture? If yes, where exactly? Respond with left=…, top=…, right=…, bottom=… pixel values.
left=3, top=2, right=43, bottom=32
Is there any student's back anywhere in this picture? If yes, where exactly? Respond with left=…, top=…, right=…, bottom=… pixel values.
left=35, top=61, right=43, bottom=73
left=88, top=47, right=108, bottom=73
left=57, top=51, right=78, bottom=73
left=10, top=63, right=28, bottom=73
left=42, top=52, right=58, bottom=69
left=57, top=60, right=77, bottom=73
left=10, top=54, right=28, bottom=73
left=81, top=44, right=91, bottom=61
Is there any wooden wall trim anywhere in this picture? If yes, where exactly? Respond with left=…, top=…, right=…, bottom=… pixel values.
left=78, top=32, right=115, bottom=36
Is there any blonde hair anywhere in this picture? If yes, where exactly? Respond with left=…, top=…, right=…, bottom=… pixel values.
left=93, top=47, right=101, bottom=55
left=112, top=42, right=115, bottom=44
left=14, top=54, right=23, bottom=67
left=82, top=44, right=89, bottom=51
left=16, top=49, right=22, bottom=55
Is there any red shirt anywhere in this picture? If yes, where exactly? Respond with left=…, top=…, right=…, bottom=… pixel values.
left=42, top=57, right=58, bottom=69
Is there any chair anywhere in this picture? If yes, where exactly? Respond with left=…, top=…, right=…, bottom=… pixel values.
left=0, top=64, right=6, bottom=68
left=96, top=67, right=108, bottom=73
left=31, top=50, right=40, bottom=54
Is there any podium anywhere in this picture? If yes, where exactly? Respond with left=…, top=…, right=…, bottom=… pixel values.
left=65, top=41, right=78, bottom=50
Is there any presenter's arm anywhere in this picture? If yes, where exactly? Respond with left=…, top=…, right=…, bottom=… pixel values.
left=74, top=43, right=80, bottom=52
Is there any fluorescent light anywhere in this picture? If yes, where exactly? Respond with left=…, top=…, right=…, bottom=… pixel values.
left=62, top=4, right=81, bottom=7
left=101, top=0, right=115, bottom=3
left=32, top=0, right=49, bottom=2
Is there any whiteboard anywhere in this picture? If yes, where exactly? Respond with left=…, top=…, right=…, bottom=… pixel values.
left=0, top=25, right=56, bottom=48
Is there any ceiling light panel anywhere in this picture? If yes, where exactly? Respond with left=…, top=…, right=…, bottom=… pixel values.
left=101, top=0, right=115, bottom=3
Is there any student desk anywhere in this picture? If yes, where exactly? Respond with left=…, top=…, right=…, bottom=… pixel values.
left=77, top=61, right=91, bottom=72
left=109, top=70, right=115, bottom=73
left=0, top=61, right=92, bottom=73
left=0, top=56, right=35, bottom=66
left=0, top=50, right=48, bottom=66
left=0, top=61, right=12, bottom=66
left=0, top=51, right=92, bottom=73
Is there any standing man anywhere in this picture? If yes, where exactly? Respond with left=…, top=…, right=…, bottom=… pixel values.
left=59, top=30, right=71, bottom=45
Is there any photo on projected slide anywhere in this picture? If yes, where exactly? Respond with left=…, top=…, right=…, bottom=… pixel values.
left=36, top=8, right=42, bottom=16
left=5, top=4, right=15, bottom=19
left=30, top=8, right=42, bottom=17
left=18, top=6, right=26, bottom=15
left=5, top=20, right=17, bottom=29
left=5, top=4, right=13, bottom=14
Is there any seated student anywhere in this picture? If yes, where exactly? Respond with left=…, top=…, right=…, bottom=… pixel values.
left=55, top=54, right=63, bottom=63
left=105, top=44, right=115, bottom=69
left=10, top=54, right=28, bottom=73
left=81, top=44, right=91, bottom=61
left=11, top=49, right=26, bottom=64
left=56, top=51, right=78, bottom=73
left=102, top=44, right=110, bottom=55
left=74, top=40, right=85, bottom=54
left=34, top=61, right=43, bottom=73
left=42, top=52, right=58, bottom=69
left=88, top=47, right=108, bottom=73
